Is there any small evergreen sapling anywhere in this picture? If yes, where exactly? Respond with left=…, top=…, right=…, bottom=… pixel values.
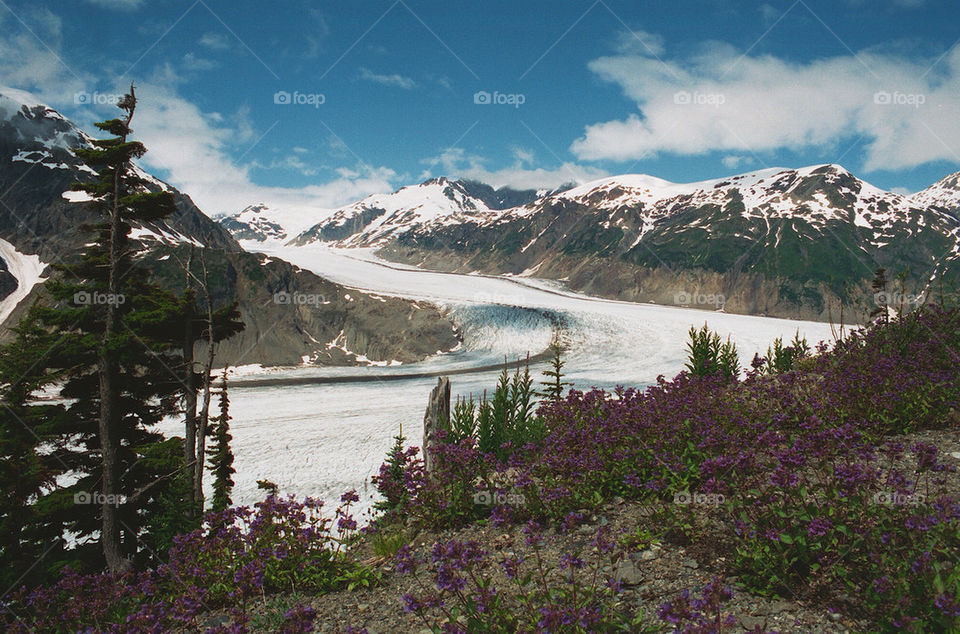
left=538, top=338, right=572, bottom=402
left=207, top=369, right=235, bottom=513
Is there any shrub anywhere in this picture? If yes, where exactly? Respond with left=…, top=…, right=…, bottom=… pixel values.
left=685, top=324, right=740, bottom=379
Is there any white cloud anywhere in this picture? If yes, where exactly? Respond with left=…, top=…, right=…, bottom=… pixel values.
left=125, top=82, right=397, bottom=216
left=614, top=29, right=666, bottom=57
left=358, top=67, right=416, bottom=90
left=0, top=12, right=87, bottom=104
left=722, top=155, right=751, bottom=170
left=198, top=32, right=230, bottom=50
left=571, top=41, right=960, bottom=172
left=420, top=148, right=606, bottom=190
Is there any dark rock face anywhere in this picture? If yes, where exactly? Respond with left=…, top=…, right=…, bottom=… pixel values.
left=0, top=257, right=15, bottom=304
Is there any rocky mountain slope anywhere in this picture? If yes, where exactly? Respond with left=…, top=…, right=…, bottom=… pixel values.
left=0, top=87, right=459, bottom=366
left=229, top=165, right=960, bottom=321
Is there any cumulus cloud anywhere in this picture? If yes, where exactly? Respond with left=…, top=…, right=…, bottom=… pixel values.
left=571, top=40, right=960, bottom=172
left=722, top=155, right=751, bottom=170
left=125, top=82, right=397, bottom=216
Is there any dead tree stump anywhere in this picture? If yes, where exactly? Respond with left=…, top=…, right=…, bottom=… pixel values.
left=423, top=377, right=451, bottom=477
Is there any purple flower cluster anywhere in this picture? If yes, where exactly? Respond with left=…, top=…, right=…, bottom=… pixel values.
left=657, top=578, right=743, bottom=633
left=376, top=305, right=960, bottom=630
left=1, top=493, right=366, bottom=632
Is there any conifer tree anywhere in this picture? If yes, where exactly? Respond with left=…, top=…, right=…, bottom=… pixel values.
left=1, top=84, right=186, bottom=574
left=173, top=250, right=241, bottom=512
left=207, top=368, right=235, bottom=513
left=0, top=307, right=73, bottom=587
left=538, top=338, right=572, bottom=402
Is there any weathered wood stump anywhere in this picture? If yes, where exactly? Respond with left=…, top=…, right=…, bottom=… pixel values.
left=423, top=377, right=451, bottom=477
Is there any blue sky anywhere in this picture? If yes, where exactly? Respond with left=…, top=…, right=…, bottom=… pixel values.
left=1, top=0, right=959, bottom=216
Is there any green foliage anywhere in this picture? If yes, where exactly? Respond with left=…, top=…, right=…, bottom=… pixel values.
left=538, top=338, right=572, bottom=402
left=870, top=267, right=890, bottom=324
left=759, top=331, right=810, bottom=375
left=684, top=324, right=740, bottom=379
left=0, top=86, right=203, bottom=580
left=143, top=469, right=199, bottom=558
left=206, top=369, right=235, bottom=513
left=257, top=479, right=279, bottom=496
left=374, top=425, right=409, bottom=514
left=474, top=362, right=546, bottom=460
left=370, top=526, right=407, bottom=558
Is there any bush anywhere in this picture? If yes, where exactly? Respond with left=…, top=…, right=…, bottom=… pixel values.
left=685, top=324, right=740, bottom=379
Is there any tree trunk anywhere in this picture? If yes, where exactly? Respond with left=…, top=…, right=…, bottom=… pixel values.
left=194, top=254, right=216, bottom=505
left=422, top=377, right=450, bottom=478
left=99, top=172, right=128, bottom=573
left=182, top=251, right=197, bottom=501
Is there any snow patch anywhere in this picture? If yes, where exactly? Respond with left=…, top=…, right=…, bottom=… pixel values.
left=0, top=238, right=46, bottom=326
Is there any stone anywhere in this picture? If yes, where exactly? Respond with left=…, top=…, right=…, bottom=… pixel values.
left=739, top=615, right=767, bottom=630
left=682, top=557, right=699, bottom=569
left=639, top=548, right=659, bottom=561
left=615, top=559, right=644, bottom=585
left=203, top=616, right=231, bottom=628
left=757, top=600, right=794, bottom=615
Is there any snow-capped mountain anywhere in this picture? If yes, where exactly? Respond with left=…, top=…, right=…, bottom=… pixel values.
left=219, top=178, right=562, bottom=247
left=389, top=164, right=960, bottom=320
left=291, top=177, right=498, bottom=247
left=0, top=87, right=461, bottom=365
left=218, top=163, right=960, bottom=321
left=216, top=202, right=333, bottom=246
left=909, top=172, right=960, bottom=213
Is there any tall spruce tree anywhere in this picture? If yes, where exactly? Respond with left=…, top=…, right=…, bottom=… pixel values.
left=0, top=84, right=186, bottom=574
